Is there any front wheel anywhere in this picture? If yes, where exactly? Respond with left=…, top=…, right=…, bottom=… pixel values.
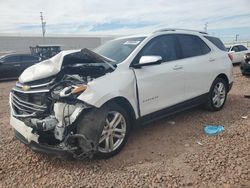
left=95, top=103, right=131, bottom=159
left=205, top=78, right=228, bottom=111
left=77, top=103, right=131, bottom=159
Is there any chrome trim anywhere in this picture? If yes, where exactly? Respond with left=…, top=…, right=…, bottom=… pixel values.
left=11, top=96, right=44, bottom=112
left=16, top=78, right=55, bottom=89
left=10, top=101, right=36, bottom=118
left=12, top=87, right=49, bottom=94
left=10, top=92, right=47, bottom=118
left=12, top=92, right=47, bottom=109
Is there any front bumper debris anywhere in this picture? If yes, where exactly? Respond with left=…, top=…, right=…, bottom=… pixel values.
left=14, top=130, right=73, bottom=157
left=11, top=115, right=97, bottom=159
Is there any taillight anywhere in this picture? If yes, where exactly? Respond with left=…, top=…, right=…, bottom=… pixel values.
left=228, top=53, right=233, bottom=61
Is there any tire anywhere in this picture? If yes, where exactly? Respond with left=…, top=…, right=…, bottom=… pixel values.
left=94, top=102, right=131, bottom=159
left=204, top=78, right=228, bottom=111
left=77, top=102, right=131, bottom=159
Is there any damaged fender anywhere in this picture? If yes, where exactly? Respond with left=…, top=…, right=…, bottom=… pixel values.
left=77, top=65, right=139, bottom=118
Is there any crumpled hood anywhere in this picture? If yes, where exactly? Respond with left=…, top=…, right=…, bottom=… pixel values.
left=19, top=50, right=79, bottom=83
left=19, top=48, right=115, bottom=83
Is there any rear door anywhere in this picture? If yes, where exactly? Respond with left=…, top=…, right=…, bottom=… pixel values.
left=0, top=55, right=22, bottom=79
left=133, top=35, right=185, bottom=116
left=231, top=45, right=241, bottom=62
left=175, top=34, right=212, bottom=100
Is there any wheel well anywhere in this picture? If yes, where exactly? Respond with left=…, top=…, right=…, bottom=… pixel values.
left=104, top=97, right=137, bottom=128
left=217, top=74, right=229, bottom=91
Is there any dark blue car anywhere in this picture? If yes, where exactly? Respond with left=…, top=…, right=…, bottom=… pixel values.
left=0, top=53, right=41, bottom=80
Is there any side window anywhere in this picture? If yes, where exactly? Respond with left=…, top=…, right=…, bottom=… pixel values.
left=232, top=46, right=240, bottom=52
left=204, top=36, right=227, bottom=51
left=4, top=55, right=21, bottom=63
left=177, top=34, right=211, bottom=58
left=238, top=45, right=248, bottom=51
left=140, top=35, right=179, bottom=62
left=21, top=55, right=38, bottom=61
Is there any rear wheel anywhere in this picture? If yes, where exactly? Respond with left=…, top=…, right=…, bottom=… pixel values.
left=205, top=78, right=228, bottom=111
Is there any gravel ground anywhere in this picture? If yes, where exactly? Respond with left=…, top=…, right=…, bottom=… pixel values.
left=0, top=66, right=249, bottom=188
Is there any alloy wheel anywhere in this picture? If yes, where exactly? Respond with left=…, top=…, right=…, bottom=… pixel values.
left=212, top=82, right=226, bottom=108
left=98, top=111, right=126, bottom=153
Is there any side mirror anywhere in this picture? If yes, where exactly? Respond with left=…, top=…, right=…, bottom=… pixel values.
left=134, top=56, right=162, bottom=68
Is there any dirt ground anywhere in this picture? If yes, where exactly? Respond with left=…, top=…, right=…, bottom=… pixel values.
left=0, top=66, right=249, bottom=188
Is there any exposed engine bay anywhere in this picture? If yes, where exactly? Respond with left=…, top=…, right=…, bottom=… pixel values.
left=10, top=49, right=115, bottom=159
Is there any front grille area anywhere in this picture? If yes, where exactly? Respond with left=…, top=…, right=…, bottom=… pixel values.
left=10, top=90, right=50, bottom=118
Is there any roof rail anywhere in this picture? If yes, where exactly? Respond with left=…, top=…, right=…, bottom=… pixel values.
left=154, top=28, right=208, bottom=35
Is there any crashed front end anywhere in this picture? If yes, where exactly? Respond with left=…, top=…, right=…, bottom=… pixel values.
left=9, top=49, right=114, bottom=159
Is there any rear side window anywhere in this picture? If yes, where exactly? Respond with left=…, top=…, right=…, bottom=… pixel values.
left=238, top=45, right=248, bottom=51
left=204, top=36, right=226, bottom=51
left=177, top=34, right=211, bottom=58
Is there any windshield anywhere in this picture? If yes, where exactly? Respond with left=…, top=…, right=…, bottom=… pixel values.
left=94, top=37, right=145, bottom=64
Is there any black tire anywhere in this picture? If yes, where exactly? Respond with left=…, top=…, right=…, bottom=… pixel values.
left=77, top=102, right=131, bottom=159
left=204, top=77, right=228, bottom=111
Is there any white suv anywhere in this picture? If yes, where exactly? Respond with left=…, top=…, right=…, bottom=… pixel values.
left=10, top=29, right=233, bottom=159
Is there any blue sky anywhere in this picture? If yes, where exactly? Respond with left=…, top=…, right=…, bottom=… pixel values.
left=0, top=0, right=249, bottom=42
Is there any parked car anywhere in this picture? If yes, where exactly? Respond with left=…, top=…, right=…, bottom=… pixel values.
left=30, top=45, right=62, bottom=60
left=226, top=44, right=250, bottom=64
left=240, top=53, right=250, bottom=75
left=10, top=29, right=233, bottom=159
left=0, top=53, right=41, bottom=80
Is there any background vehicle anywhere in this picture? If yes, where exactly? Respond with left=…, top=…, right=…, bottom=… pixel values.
left=226, top=44, right=250, bottom=64
left=30, top=45, right=62, bottom=60
left=10, top=29, right=233, bottom=159
left=0, top=54, right=41, bottom=80
left=240, top=53, right=250, bottom=75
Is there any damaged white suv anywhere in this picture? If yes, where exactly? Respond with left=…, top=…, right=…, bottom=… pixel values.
left=10, top=29, right=233, bottom=159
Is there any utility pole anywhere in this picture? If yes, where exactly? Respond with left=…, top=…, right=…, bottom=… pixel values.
left=204, top=22, right=208, bottom=33
left=40, top=12, right=46, bottom=38
left=235, top=34, right=239, bottom=42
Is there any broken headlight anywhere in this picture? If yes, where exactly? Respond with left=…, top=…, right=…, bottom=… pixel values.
left=51, top=80, right=87, bottom=101
left=59, top=85, right=87, bottom=98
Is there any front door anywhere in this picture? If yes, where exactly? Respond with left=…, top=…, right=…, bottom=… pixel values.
left=133, top=35, right=185, bottom=116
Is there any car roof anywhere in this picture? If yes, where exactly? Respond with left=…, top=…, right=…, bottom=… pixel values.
left=154, top=28, right=208, bottom=35
left=117, top=28, right=213, bottom=40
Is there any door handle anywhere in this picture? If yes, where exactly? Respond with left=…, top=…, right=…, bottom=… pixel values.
left=173, top=65, right=183, bottom=70
left=209, top=57, right=216, bottom=62
left=14, top=64, right=21, bottom=67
